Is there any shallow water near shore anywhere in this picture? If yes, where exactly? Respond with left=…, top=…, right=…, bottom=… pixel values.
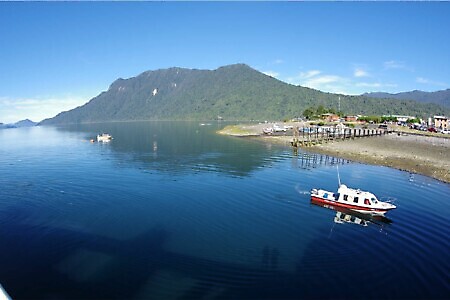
left=0, top=121, right=449, bottom=299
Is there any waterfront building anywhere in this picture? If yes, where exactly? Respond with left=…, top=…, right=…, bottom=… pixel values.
left=321, top=113, right=340, bottom=122
left=434, top=116, right=449, bottom=129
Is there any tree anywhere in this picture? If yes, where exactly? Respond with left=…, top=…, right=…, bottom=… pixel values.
left=316, top=105, right=326, bottom=115
left=406, top=117, right=420, bottom=124
left=303, top=107, right=315, bottom=119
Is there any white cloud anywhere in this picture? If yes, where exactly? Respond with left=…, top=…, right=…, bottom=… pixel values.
left=354, top=68, right=369, bottom=78
left=416, top=77, right=429, bottom=84
left=286, top=70, right=349, bottom=93
left=416, top=77, right=447, bottom=87
left=356, top=82, right=382, bottom=88
left=356, top=82, right=397, bottom=88
left=286, top=70, right=321, bottom=84
left=273, top=59, right=284, bottom=64
left=383, top=60, right=403, bottom=69
left=262, top=70, right=280, bottom=78
left=304, top=75, right=342, bottom=86
left=0, top=96, right=89, bottom=124
left=285, top=68, right=398, bottom=95
left=383, top=60, right=413, bottom=71
left=301, top=70, right=321, bottom=79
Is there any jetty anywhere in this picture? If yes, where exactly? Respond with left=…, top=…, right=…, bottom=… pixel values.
left=290, top=126, right=392, bottom=147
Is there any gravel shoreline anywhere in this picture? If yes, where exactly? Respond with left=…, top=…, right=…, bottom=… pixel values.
left=218, top=124, right=450, bottom=183
left=309, top=134, right=450, bottom=183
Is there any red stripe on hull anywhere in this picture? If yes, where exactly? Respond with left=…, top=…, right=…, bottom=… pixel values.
left=311, top=196, right=392, bottom=213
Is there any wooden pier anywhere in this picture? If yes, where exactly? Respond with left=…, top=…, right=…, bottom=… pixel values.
left=290, top=127, right=392, bottom=147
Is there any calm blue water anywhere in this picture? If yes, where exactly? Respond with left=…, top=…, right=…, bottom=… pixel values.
left=0, top=122, right=448, bottom=299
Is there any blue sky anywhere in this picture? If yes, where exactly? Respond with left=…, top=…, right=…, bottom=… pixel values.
left=1, top=2, right=449, bottom=123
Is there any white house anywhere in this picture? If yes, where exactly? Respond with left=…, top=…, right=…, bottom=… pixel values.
left=384, top=115, right=415, bottom=123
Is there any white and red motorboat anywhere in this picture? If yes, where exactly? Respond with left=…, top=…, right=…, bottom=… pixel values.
left=311, top=182, right=396, bottom=215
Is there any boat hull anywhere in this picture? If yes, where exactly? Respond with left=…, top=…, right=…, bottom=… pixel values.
left=97, top=137, right=111, bottom=142
left=311, top=195, right=394, bottom=215
left=310, top=199, right=393, bottom=225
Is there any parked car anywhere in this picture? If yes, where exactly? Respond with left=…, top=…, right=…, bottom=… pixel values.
left=427, top=127, right=437, bottom=133
left=412, top=123, right=421, bottom=130
left=273, top=124, right=287, bottom=132
left=440, top=129, right=450, bottom=134
left=262, top=127, right=273, bottom=134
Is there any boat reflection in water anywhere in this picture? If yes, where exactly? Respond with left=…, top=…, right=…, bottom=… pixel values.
left=311, top=198, right=392, bottom=228
left=334, top=211, right=368, bottom=226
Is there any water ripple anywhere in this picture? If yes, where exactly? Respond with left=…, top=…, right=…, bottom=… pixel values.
left=0, top=124, right=449, bottom=299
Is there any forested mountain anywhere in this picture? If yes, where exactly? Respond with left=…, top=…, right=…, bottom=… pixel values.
left=363, top=89, right=450, bottom=108
left=40, top=64, right=449, bottom=125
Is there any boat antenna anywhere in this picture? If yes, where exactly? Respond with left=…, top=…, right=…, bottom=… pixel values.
left=337, top=164, right=341, bottom=187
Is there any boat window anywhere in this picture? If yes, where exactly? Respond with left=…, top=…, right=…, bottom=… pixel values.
left=371, top=197, right=378, bottom=204
left=334, top=193, right=340, bottom=200
left=343, top=195, right=348, bottom=201
left=364, top=199, right=371, bottom=205
left=324, top=193, right=328, bottom=199
left=353, top=197, right=359, bottom=203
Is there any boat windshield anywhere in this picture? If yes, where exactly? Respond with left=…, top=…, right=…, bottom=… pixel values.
left=371, top=197, right=378, bottom=204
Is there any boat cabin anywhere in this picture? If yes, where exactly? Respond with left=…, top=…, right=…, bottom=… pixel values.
left=337, top=185, right=379, bottom=206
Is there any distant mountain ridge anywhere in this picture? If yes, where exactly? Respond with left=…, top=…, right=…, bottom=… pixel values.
left=0, top=119, right=37, bottom=129
left=363, top=89, right=450, bottom=108
left=40, top=64, right=449, bottom=125
left=15, top=119, right=37, bottom=127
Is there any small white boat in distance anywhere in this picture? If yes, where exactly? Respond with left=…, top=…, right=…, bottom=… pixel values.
left=97, top=133, right=113, bottom=142
left=311, top=184, right=396, bottom=215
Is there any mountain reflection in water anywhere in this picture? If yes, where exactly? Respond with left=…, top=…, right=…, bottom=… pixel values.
left=0, top=122, right=448, bottom=299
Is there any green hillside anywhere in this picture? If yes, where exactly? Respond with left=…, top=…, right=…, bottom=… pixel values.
left=40, top=64, right=449, bottom=125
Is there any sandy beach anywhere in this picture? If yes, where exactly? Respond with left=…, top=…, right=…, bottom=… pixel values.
left=218, top=124, right=450, bottom=183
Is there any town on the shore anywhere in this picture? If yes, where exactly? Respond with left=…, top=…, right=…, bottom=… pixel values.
left=261, top=105, right=449, bottom=135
